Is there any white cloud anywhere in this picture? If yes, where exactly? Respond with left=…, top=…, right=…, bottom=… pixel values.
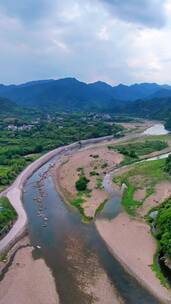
left=0, top=0, right=170, bottom=85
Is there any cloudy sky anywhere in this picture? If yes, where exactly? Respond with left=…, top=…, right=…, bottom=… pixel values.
left=0, top=0, right=171, bottom=85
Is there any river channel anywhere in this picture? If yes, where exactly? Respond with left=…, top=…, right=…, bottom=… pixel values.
left=23, top=149, right=161, bottom=303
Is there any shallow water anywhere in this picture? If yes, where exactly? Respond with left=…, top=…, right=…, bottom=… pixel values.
left=143, top=123, right=169, bottom=135
left=23, top=155, right=160, bottom=304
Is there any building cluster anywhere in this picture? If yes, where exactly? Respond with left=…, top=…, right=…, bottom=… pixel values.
left=6, top=124, right=34, bottom=131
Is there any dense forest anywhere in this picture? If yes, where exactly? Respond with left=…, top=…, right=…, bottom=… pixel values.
left=0, top=111, right=124, bottom=191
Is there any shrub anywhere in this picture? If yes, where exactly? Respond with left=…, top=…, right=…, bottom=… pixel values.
left=75, top=176, right=89, bottom=191
left=0, top=197, right=17, bottom=231
left=165, top=154, right=171, bottom=175
left=101, top=163, right=108, bottom=169
left=90, top=171, right=99, bottom=176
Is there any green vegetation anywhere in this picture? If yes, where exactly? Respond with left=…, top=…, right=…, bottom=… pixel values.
left=75, top=176, right=89, bottom=191
left=151, top=198, right=171, bottom=259
left=147, top=195, right=171, bottom=288
left=0, top=197, right=17, bottom=235
left=96, top=177, right=103, bottom=189
left=71, top=197, right=85, bottom=207
left=151, top=249, right=170, bottom=288
left=0, top=112, right=124, bottom=191
left=115, top=159, right=170, bottom=216
left=90, top=171, right=99, bottom=176
left=95, top=199, right=107, bottom=216
left=101, top=162, right=108, bottom=169
left=71, top=197, right=93, bottom=222
left=164, top=154, right=171, bottom=175
left=122, top=183, right=142, bottom=216
left=109, top=140, right=168, bottom=166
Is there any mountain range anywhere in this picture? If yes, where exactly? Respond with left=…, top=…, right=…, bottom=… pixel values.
left=1, top=78, right=171, bottom=122
left=0, top=78, right=171, bottom=111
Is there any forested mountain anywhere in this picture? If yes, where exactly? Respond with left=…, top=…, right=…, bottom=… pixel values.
left=147, top=88, right=171, bottom=100
left=0, top=78, right=171, bottom=111
left=120, top=97, right=171, bottom=120
left=0, top=97, right=19, bottom=114
left=0, top=78, right=116, bottom=110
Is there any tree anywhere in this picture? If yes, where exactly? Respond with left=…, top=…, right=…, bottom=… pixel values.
left=75, top=176, right=89, bottom=191
left=165, top=154, right=171, bottom=175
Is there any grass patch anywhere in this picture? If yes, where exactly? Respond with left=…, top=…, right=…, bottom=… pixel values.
left=114, top=159, right=170, bottom=216
left=151, top=248, right=170, bottom=289
left=96, top=177, right=103, bottom=189
left=71, top=197, right=93, bottom=222
left=115, top=159, right=169, bottom=188
left=71, top=197, right=85, bottom=207
left=95, top=199, right=107, bottom=216
left=108, top=139, right=168, bottom=166
left=122, top=183, right=142, bottom=216
left=0, top=197, right=17, bottom=236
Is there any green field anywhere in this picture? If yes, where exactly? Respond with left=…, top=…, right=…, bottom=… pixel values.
left=0, top=197, right=17, bottom=235
left=114, top=159, right=170, bottom=216
left=108, top=139, right=168, bottom=166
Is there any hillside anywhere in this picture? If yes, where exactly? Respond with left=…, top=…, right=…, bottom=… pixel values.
left=120, top=97, right=171, bottom=120
left=0, top=97, right=19, bottom=114
left=0, top=78, right=171, bottom=111
left=0, top=78, right=116, bottom=110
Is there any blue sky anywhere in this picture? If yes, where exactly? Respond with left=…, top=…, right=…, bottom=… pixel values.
left=0, top=0, right=170, bottom=84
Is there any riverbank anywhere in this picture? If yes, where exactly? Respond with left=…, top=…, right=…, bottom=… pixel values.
left=96, top=213, right=171, bottom=304
left=95, top=158, right=171, bottom=303
left=0, top=236, right=59, bottom=304
left=53, top=125, right=171, bottom=303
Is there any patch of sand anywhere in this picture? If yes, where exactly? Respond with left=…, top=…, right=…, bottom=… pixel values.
left=85, top=271, right=124, bottom=304
left=96, top=213, right=171, bottom=304
left=56, top=146, right=123, bottom=217
left=134, top=188, right=146, bottom=201
left=0, top=246, right=59, bottom=304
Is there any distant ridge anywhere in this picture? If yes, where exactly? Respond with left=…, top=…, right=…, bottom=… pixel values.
left=0, top=77, right=171, bottom=111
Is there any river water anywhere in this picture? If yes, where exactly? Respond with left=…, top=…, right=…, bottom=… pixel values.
left=143, top=123, right=169, bottom=135
left=23, top=153, right=160, bottom=304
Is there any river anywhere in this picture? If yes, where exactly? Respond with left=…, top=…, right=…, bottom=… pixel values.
left=143, top=123, right=169, bottom=135
left=23, top=153, right=160, bottom=303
